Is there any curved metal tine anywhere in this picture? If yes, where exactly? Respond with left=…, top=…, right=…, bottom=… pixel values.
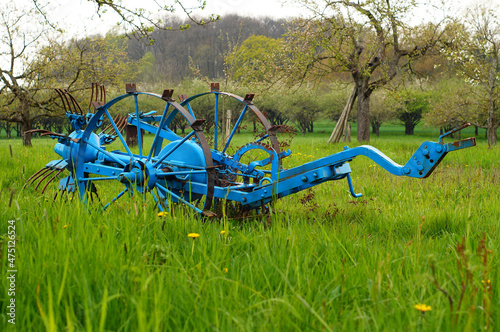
left=108, top=115, right=125, bottom=135
left=88, top=83, right=96, bottom=113
left=42, top=169, right=63, bottom=194
left=106, top=115, right=122, bottom=135
left=60, top=90, right=74, bottom=114
left=102, top=114, right=119, bottom=134
left=25, top=167, right=48, bottom=186
left=118, top=116, right=128, bottom=133
left=55, top=89, right=70, bottom=114
left=115, top=116, right=126, bottom=134
left=53, top=191, right=58, bottom=201
left=35, top=169, right=56, bottom=190
left=65, top=90, right=84, bottom=115
left=100, top=85, right=106, bottom=103
left=25, top=168, right=51, bottom=188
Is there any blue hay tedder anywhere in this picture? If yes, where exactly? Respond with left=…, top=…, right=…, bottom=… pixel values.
left=26, top=83, right=476, bottom=216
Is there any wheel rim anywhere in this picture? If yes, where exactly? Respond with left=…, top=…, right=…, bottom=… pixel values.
left=74, top=88, right=214, bottom=215
left=180, top=87, right=282, bottom=215
left=180, top=90, right=281, bottom=156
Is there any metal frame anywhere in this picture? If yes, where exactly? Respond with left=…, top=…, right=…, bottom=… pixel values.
left=25, top=83, right=476, bottom=216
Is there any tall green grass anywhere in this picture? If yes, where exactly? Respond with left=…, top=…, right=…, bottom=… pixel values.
left=0, top=127, right=499, bottom=331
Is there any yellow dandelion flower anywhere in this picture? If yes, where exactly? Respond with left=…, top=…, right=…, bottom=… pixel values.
left=414, top=304, right=432, bottom=312
left=63, top=225, right=67, bottom=228
left=188, top=233, right=200, bottom=238
left=482, top=279, right=491, bottom=284
left=157, top=211, right=168, bottom=217
left=220, top=230, right=226, bottom=234
left=223, top=267, right=228, bottom=274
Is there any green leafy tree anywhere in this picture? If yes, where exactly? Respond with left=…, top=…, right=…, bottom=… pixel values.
left=440, top=4, right=500, bottom=146
left=283, top=86, right=322, bottom=135
left=389, top=88, right=430, bottom=135
left=273, top=0, right=450, bottom=142
left=226, top=35, right=284, bottom=83
left=369, top=90, right=396, bottom=137
left=0, top=4, right=137, bottom=146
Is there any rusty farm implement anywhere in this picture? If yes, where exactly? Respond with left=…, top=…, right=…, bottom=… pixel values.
left=25, top=83, right=477, bottom=216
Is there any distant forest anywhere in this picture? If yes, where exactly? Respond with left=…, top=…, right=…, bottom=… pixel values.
left=126, top=15, right=287, bottom=82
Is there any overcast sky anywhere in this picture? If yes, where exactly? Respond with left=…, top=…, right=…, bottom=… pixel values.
left=49, top=0, right=304, bottom=37
left=21, top=0, right=493, bottom=37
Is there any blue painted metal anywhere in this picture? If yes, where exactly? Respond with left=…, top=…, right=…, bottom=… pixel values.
left=28, top=85, right=477, bottom=217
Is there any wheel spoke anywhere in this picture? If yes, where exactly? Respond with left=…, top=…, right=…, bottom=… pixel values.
left=223, top=105, right=248, bottom=154
left=82, top=137, right=127, bottom=167
left=183, top=100, right=195, bottom=117
left=152, top=131, right=196, bottom=167
left=102, top=187, right=129, bottom=210
left=134, top=94, right=144, bottom=157
left=150, top=189, right=165, bottom=212
left=104, top=109, right=133, bottom=158
left=156, top=170, right=207, bottom=178
left=214, top=93, right=219, bottom=150
left=147, top=103, right=170, bottom=161
left=155, top=183, right=202, bottom=214
left=79, top=176, right=119, bottom=182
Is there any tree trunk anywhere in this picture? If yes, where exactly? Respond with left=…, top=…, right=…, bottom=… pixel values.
left=487, top=86, right=497, bottom=147
left=357, top=87, right=370, bottom=142
left=6, top=122, right=12, bottom=138
left=21, top=120, right=32, bottom=147
left=371, top=122, right=381, bottom=137
left=405, top=123, right=415, bottom=135
left=488, top=125, right=498, bottom=147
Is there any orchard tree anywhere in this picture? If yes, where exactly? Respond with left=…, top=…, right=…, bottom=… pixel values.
left=442, top=4, right=499, bottom=146
left=277, top=0, right=450, bottom=142
left=0, top=4, right=137, bottom=146
left=283, top=86, right=322, bottom=135
left=369, top=90, right=396, bottom=137
left=226, top=35, right=284, bottom=83
left=388, top=88, right=430, bottom=135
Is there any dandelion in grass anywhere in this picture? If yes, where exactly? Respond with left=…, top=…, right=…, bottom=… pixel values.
left=188, top=233, right=200, bottom=255
left=157, top=211, right=168, bottom=217
left=224, top=267, right=228, bottom=274
left=220, top=230, right=226, bottom=234
left=414, top=303, right=431, bottom=314
left=63, top=225, right=67, bottom=228
left=482, top=279, right=491, bottom=289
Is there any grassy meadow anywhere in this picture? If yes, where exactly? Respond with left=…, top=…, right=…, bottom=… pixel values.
left=0, top=123, right=499, bottom=331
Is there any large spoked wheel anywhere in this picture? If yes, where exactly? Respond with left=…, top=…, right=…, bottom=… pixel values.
left=180, top=85, right=282, bottom=216
left=180, top=86, right=281, bottom=156
left=74, top=87, right=215, bottom=216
